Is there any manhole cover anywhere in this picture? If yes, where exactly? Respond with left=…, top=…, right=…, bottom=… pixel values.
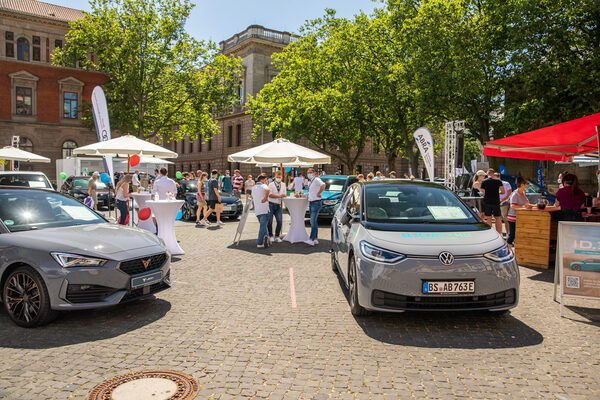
left=85, top=370, right=199, bottom=400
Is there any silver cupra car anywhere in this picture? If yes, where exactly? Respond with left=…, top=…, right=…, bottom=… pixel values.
left=0, top=187, right=171, bottom=327
left=331, top=180, right=519, bottom=316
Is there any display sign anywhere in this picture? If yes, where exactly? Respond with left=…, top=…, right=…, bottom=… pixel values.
left=233, top=198, right=253, bottom=245
left=555, top=222, right=600, bottom=316
left=413, top=127, right=434, bottom=182
left=91, top=86, right=115, bottom=187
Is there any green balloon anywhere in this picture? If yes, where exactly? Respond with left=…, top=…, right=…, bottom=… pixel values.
left=176, top=171, right=182, bottom=179
left=59, top=172, right=67, bottom=180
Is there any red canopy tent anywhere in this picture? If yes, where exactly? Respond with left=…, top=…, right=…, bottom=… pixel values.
left=483, top=113, right=600, bottom=162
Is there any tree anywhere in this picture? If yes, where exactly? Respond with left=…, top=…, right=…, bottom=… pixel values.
left=53, top=0, right=243, bottom=143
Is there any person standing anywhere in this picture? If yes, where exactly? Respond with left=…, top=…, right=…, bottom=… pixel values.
left=367, top=172, right=374, bottom=181
left=267, top=170, right=286, bottom=242
left=203, top=170, right=224, bottom=225
left=479, top=168, right=506, bottom=233
left=196, top=172, right=209, bottom=226
left=357, top=174, right=365, bottom=182
left=306, top=167, right=325, bottom=245
left=293, top=172, right=305, bottom=194
left=252, top=175, right=271, bottom=248
left=151, top=167, right=177, bottom=200
left=506, top=177, right=532, bottom=245
left=389, top=171, right=397, bottom=178
left=132, top=170, right=140, bottom=192
left=222, top=170, right=233, bottom=193
left=245, top=175, right=255, bottom=199
left=115, top=175, right=133, bottom=225
left=496, top=172, right=512, bottom=237
left=232, top=170, right=244, bottom=198
left=555, top=173, right=586, bottom=220
left=88, top=172, right=100, bottom=211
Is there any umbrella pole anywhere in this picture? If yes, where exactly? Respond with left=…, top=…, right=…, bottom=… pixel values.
left=597, top=126, right=600, bottom=198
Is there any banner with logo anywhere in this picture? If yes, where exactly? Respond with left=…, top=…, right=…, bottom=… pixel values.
left=536, top=165, right=544, bottom=188
left=413, top=127, right=434, bottom=182
left=91, top=86, right=114, bottom=187
left=499, top=165, right=507, bottom=175
left=555, top=222, right=600, bottom=316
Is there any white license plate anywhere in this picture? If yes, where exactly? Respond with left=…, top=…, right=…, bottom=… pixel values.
left=223, top=205, right=233, bottom=211
left=131, top=270, right=162, bottom=289
left=423, top=281, right=474, bottom=294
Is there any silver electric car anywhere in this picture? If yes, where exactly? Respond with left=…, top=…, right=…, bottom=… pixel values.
left=331, top=180, right=519, bottom=316
left=0, top=187, right=170, bottom=327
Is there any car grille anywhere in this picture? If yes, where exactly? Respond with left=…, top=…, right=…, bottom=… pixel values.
left=66, top=284, right=119, bottom=304
left=372, top=289, right=516, bottom=310
left=118, top=253, right=167, bottom=276
left=120, top=275, right=170, bottom=303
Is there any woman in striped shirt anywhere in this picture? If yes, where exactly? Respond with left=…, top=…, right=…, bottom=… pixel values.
left=506, top=176, right=533, bottom=245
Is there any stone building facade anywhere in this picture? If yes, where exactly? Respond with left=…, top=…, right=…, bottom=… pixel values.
left=169, top=25, right=394, bottom=178
left=0, top=0, right=108, bottom=179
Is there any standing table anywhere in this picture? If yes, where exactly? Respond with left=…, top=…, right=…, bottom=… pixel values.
left=514, top=206, right=560, bottom=269
left=147, top=200, right=185, bottom=255
left=131, top=192, right=155, bottom=234
left=283, top=197, right=310, bottom=243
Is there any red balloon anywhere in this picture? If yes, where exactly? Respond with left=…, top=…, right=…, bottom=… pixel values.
left=130, top=154, right=140, bottom=166
left=138, top=207, right=151, bottom=221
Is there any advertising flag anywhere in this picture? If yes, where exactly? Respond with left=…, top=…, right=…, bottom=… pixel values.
left=413, top=127, right=435, bottom=182
left=91, top=86, right=114, bottom=187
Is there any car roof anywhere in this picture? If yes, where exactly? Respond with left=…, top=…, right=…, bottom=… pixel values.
left=0, top=185, right=55, bottom=191
left=0, top=171, right=49, bottom=175
left=321, top=175, right=356, bottom=179
left=356, top=179, right=444, bottom=188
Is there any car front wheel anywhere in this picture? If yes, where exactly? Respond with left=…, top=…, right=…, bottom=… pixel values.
left=2, top=266, right=58, bottom=328
left=571, top=264, right=582, bottom=271
left=348, top=256, right=368, bottom=316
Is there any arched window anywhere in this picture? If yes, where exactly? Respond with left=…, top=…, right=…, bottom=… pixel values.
left=17, top=38, right=30, bottom=61
left=62, top=140, right=77, bottom=158
left=19, top=137, right=33, bottom=152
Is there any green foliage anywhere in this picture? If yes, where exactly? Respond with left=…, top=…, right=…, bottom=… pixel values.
left=53, top=0, right=243, bottom=142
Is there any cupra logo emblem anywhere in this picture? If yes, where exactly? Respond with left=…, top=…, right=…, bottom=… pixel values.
left=141, top=258, right=151, bottom=269
left=439, top=252, right=454, bottom=265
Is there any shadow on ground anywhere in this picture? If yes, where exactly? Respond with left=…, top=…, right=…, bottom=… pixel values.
left=0, top=297, right=171, bottom=349
left=333, top=273, right=544, bottom=349
left=523, top=266, right=555, bottom=283
left=565, top=305, right=600, bottom=324
left=228, top=239, right=331, bottom=256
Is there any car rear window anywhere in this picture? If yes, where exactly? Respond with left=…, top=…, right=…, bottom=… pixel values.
left=323, top=178, right=346, bottom=192
left=365, top=184, right=478, bottom=224
left=0, top=173, right=51, bottom=189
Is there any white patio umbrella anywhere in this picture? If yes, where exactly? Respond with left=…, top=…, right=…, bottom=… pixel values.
left=73, top=135, right=177, bottom=172
left=0, top=146, right=50, bottom=170
left=227, top=138, right=330, bottom=164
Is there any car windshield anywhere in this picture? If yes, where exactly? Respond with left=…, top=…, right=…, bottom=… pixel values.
left=180, top=182, right=197, bottom=193
left=0, top=190, right=105, bottom=232
left=323, top=178, right=346, bottom=192
left=364, top=183, right=478, bottom=224
left=0, top=173, right=51, bottom=189
left=73, top=178, right=107, bottom=190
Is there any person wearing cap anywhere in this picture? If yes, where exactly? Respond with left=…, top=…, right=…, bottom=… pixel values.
left=132, top=169, right=140, bottom=192
left=88, top=172, right=100, bottom=211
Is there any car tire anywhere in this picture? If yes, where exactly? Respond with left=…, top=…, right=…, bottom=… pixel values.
left=2, top=266, right=58, bottom=328
left=331, top=251, right=339, bottom=273
left=571, top=264, right=582, bottom=271
left=348, top=256, right=368, bottom=316
left=182, top=204, right=193, bottom=221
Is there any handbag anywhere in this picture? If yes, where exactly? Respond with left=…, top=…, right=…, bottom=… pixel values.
left=216, top=202, right=224, bottom=212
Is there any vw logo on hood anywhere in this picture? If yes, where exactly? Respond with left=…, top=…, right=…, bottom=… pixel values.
left=439, top=252, right=454, bottom=265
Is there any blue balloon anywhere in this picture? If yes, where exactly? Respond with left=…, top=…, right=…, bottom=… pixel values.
left=285, top=167, right=291, bottom=172
left=175, top=210, right=182, bottom=220
left=100, top=173, right=110, bottom=184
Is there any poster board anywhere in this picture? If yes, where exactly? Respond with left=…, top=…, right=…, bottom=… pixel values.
left=554, top=221, right=600, bottom=317
left=233, top=198, right=253, bottom=246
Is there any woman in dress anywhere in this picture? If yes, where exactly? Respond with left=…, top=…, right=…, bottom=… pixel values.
left=115, top=175, right=133, bottom=225
left=196, top=172, right=209, bottom=225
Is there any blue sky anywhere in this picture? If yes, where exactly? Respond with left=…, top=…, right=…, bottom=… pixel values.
left=51, top=0, right=380, bottom=43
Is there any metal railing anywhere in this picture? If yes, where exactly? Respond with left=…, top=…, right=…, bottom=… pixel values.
left=220, top=25, right=296, bottom=51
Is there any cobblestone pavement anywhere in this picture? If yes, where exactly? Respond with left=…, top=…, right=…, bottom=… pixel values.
left=1, top=215, right=599, bottom=399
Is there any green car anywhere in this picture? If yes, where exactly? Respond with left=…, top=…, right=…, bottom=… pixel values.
left=570, top=259, right=600, bottom=272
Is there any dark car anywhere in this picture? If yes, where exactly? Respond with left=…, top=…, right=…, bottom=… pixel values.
left=176, top=180, right=243, bottom=221
left=0, top=171, right=53, bottom=190
left=456, top=173, right=555, bottom=204
left=305, top=175, right=358, bottom=219
left=60, top=176, right=114, bottom=210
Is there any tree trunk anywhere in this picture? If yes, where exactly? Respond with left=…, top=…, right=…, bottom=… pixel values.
left=408, top=151, right=419, bottom=178
left=386, top=152, right=397, bottom=173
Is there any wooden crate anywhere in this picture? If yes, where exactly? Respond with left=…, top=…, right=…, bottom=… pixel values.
left=514, top=209, right=558, bottom=269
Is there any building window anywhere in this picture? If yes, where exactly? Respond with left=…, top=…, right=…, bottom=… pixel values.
left=63, top=92, right=78, bottom=119
left=208, top=138, right=212, bottom=151
left=55, top=39, right=62, bottom=49
left=5, top=31, right=13, bottom=41
left=236, top=124, right=241, bottom=146
left=356, top=165, right=362, bottom=174
left=227, top=126, right=233, bottom=147
left=207, top=162, right=211, bottom=172
left=5, top=31, right=14, bottom=58
left=16, top=87, right=32, bottom=115
left=62, top=140, right=77, bottom=158
left=19, top=137, right=33, bottom=152
left=17, top=38, right=29, bottom=61
left=199, top=140, right=202, bottom=152
left=32, top=36, right=40, bottom=61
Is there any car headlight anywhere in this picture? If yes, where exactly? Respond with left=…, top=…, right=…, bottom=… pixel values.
left=359, top=241, right=406, bottom=263
left=323, top=199, right=338, bottom=206
left=484, top=244, right=514, bottom=262
left=51, top=252, right=108, bottom=268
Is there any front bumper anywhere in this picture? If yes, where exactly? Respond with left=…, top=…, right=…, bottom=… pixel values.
left=45, top=251, right=171, bottom=310
left=356, top=254, right=520, bottom=312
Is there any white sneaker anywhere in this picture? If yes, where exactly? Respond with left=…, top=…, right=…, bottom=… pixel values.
left=304, top=239, right=315, bottom=246
left=275, top=237, right=283, bottom=243
left=270, top=236, right=276, bottom=242
left=257, top=244, right=265, bottom=248
left=200, top=220, right=209, bottom=226
left=217, top=221, right=225, bottom=225
left=313, top=239, right=319, bottom=245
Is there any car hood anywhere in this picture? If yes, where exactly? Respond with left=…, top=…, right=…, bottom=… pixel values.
left=364, top=226, right=504, bottom=256
left=3, top=223, right=164, bottom=259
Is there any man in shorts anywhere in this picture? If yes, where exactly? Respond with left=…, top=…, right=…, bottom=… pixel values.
left=496, top=172, right=512, bottom=237
left=202, top=170, right=224, bottom=226
left=480, top=168, right=506, bottom=234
